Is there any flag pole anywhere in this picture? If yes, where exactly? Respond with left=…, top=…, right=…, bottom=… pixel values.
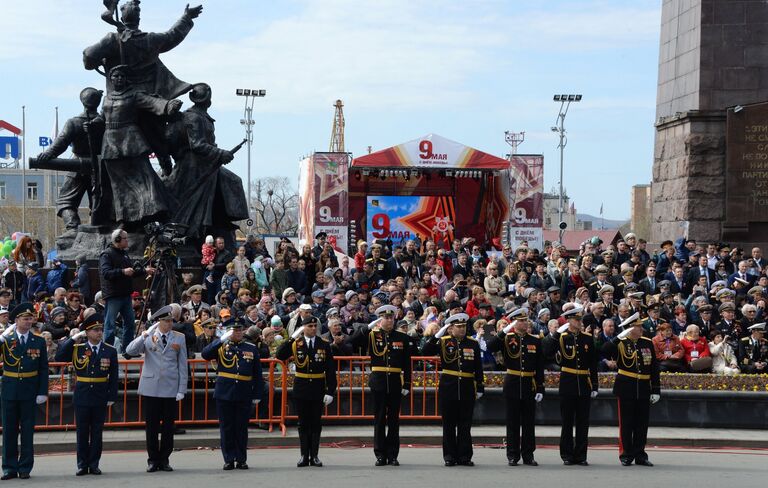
left=21, top=105, right=26, bottom=233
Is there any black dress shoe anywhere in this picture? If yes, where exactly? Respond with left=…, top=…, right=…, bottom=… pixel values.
left=458, top=460, right=475, bottom=467
left=236, top=462, right=249, bottom=470
left=146, top=463, right=159, bottom=473
left=90, top=468, right=102, bottom=475
left=444, top=460, right=456, bottom=467
left=508, top=458, right=519, bottom=466
left=635, top=459, right=654, bottom=467
left=523, top=459, right=538, bottom=466
left=160, top=464, right=174, bottom=472
left=76, top=468, right=89, bottom=476
left=223, top=463, right=235, bottom=471
left=577, top=461, right=590, bottom=466
left=310, top=457, right=323, bottom=467
left=1, top=473, right=17, bottom=480
left=374, top=458, right=387, bottom=467
left=297, top=456, right=310, bottom=467
left=389, top=459, right=400, bottom=466
left=621, top=459, right=633, bottom=466
left=18, top=474, right=29, bottom=480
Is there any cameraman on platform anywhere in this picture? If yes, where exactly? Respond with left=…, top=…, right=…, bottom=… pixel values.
left=100, top=229, right=155, bottom=358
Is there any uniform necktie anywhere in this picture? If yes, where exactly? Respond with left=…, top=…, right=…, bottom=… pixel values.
left=162, top=334, right=168, bottom=348
left=650, top=278, right=655, bottom=290
left=92, top=345, right=98, bottom=356
left=20, top=335, right=25, bottom=347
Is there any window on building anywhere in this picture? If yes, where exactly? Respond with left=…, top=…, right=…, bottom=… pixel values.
left=0, top=181, right=5, bottom=200
left=27, top=182, right=38, bottom=201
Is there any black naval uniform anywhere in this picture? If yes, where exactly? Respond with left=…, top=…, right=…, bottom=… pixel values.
left=422, top=334, right=483, bottom=464
left=55, top=336, right=118, bottom=474
left=603, top=334, right=660, bottom=465
left=347, top=325, right=412, bottom=464
left=545, top=327, right=598, bottom=464
left=487, top=330, right=544, bottom=464
left=276, top=334, right=337, bottom=465
left=201, top=336, right=263, bottom=468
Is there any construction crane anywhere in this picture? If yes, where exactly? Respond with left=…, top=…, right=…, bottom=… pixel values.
left=329, top=99, right=345, bottom=152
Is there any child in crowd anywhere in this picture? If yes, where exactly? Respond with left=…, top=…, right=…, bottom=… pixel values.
left=201, top=235, right=216, bottom=289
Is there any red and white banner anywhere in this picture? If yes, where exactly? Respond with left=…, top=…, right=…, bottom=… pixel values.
left=506, top=154, right=544, bottom=250
left=298, top=152, right=349, bottom=253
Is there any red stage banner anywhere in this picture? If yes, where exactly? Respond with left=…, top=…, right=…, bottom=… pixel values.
left=299, top=153, right=350, bottom=253
left=507, top=154, right=544, bottom=250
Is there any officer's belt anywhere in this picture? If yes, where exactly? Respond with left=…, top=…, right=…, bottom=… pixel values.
left=561, top=367, right=590, bottom=375
left=442, top=370, right=475, bottom=378
left=295, top=372, right=325, bottom=379
left=218, top=372, right=253, bottom=381
left=618, top=370, right=651, bottom=380
left=3, top=371, right=38, bottom=378
left=76, top=376, right=108, bottom=383
left=506, top=369, right=536, bottom=377
left=371, top=367, right=402, bottom=373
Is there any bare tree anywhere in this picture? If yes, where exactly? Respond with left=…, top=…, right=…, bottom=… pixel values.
left=250, top=176, right=299, bottom=235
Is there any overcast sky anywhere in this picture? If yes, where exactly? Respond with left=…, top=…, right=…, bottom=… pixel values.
left=0, top=0, right=661, bottom=221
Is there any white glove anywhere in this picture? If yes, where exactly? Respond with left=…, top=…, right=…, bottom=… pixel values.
left=0, top=324, right=15, bottom=342
left=557, top=324, right=569, bottom=334
left=475, top=392, right=483, bottom=400
left=323, top=394, right=333, bottom=406
left=220, top=329, right=233, bottom=343
left=534, top=393, right=543, bottom=402
left=107, top=401, right=115, bottom=407
left=292, top=326, right=305, bottom=340
left=35, top=395, right=47, bottom=405
left=617, top=328, right=632, bottom=340
left=435, top=323, right=450, bottom=339
left=252, top=399, right=260, bottom=404
left=401, top=389, right=409, bottom=397
left=503, top=321, right=515, bottom=334
left=650, top=394, right=660, bottom=404
left=590, top=390, right=598, bottom=399
left=368, top=319, right=381, bottom=330
left=72, top=330, right=87, bottom=341
left=175, top=393, right=184, bottom=401
left=143, top=323, right=157, bottom=338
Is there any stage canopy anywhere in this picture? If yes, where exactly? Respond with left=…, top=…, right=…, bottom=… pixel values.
left=351, top=133, right=510, bottom=170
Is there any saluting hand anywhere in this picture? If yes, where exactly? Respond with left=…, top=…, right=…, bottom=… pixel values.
left=557, top=324, right=569, bottom=334
left=502, top=321, right=515, bottom=334
left=0, top=324, right=16, bottom=343
left=435, top=323, right=450, bottom=339
left=291, top=326, right=304, bottom=340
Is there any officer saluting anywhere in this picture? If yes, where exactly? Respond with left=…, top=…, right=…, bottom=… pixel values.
left=201, top=317, right=263, bottom=470
left=421, top=313, right=483, bottom=467
left=603, top=312, right=660, bottom=466
left=347, top=304, right=412, bottom=466
left=487, top=307, right=544, bottom=466
left=56, top=313, right=118, bottom=475
left=276, top=315, right=337, bottom=467
left=546, top=306, right=598, bottom=466
left=0, top=303, right=49, bottom=480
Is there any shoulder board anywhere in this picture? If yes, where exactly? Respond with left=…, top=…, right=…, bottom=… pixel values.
left=440, top=336, right=452, bottom=341
left=242, top=340, right=256, bottom=347
left=171, top=330, right=184, bottom=337
left=741, top=337, right=750, bottom=342
left=466, top=336, right=477, bottom=342
left=527, top=333, right=541, bottom=339
left=639, top=336, right=653, bottom=342
left=580, top=331, right=592, bottom=337
left=103, top=343, right=116, bottom=349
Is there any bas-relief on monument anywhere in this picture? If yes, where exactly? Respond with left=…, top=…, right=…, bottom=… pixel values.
left=652, top=0, right=768, bottom=246
left=30, top=1, right=247, bottom=259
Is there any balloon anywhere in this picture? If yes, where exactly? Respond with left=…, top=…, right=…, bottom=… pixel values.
left=10, top=241, right=16, bottom=249
left=10, top=232, right=17, bottom=241
left=2, top=244, right=11, bottom=255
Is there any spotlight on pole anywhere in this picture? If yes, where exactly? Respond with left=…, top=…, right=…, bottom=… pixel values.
left=552, top=93, right=582, bottom=241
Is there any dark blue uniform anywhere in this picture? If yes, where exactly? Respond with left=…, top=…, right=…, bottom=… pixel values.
left=55, top=338, right=118, bottom=472
left=1, top=328, right=48, bottom=477
left=201, top=338, right=263, bottom=466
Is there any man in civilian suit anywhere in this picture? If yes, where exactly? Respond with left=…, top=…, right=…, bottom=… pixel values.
left=56, top=313, right=118, bottom=475
left=687, top=255, right=716, bottom=293
left=126, top=305, right=188, bottom=473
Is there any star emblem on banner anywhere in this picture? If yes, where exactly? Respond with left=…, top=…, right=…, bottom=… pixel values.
left=317, top=166, right=347, bottom=202
left=399, top=197, right=454, bottom=241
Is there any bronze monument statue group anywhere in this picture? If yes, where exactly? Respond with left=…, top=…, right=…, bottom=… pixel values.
left=32, top=0, right=247, bottom=258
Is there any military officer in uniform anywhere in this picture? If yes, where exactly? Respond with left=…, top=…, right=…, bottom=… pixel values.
left=201, top=317, right=263, bottom=470
left=347, top=304, right=412, bottom=466
left=421, top=313, right=483, bottom=466
left=125, top=305, right=188, bottom=473
left=487, top=307, right=544, bottom=466
left=276, top=315, right=337, bottom=467
left=56, top=313, right=118, bottom=475
left=0, top=303, right=49, bottom=480
left=546, top=306, right=598, bottom=466
left=738, top=323, right=768, bottom=373
left=603, top=312, right=660, bottom=466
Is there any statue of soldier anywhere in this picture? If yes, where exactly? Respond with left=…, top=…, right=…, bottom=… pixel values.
left=83, top=0, right=203, bottom=176
left=36, top=88, right=105, bottom=232
left=166, top=83, right=248, bottom=241
left=97, top=65, right=181, bottom=228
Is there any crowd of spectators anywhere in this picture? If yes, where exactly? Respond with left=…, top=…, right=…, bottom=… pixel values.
left=1, top=231, right=766, bottom=376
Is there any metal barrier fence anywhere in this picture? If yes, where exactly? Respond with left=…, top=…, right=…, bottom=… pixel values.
left=28, top=356, right=447, bottom=434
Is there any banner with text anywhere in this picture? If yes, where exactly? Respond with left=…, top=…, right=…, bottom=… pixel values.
left=312, top=152, right=349, bottom=253
left=507, top=154, right=544, bottom=250
left=366, top=195, right=456, bottom=246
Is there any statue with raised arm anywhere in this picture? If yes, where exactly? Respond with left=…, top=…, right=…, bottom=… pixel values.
left=83, top=0, right=203, bottom=176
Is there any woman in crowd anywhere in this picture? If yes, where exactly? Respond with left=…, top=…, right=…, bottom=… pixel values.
left=65, top=291, right=86, bottom=329
left=430, top=265, right=449, bottom=299
left=354, top=240, right=368, bottom=272
left=651, top=322, right=686, bottom=372
left=680, top=324, right=712, bottom=372
left=232, top=245, right=251, bottom=282
left=12, top=235, right=37, bottom=272
left=192, top=307, right=213, bottom=336
left=483, top=262, right=505, bottom=307
left=242, top=268, right=260, bottom=297
left=708, top=331, right=740, bottom=375
left=43, top=306, right=72, bottom=341
left=465, top=285, right=490, bottom=318
left=195, top=317, right=218, bottom=352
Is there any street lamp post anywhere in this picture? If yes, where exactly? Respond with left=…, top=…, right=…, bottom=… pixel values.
left=235, top=88, right=266, bottom=217
left=551, top=94, right=582, bottom=241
